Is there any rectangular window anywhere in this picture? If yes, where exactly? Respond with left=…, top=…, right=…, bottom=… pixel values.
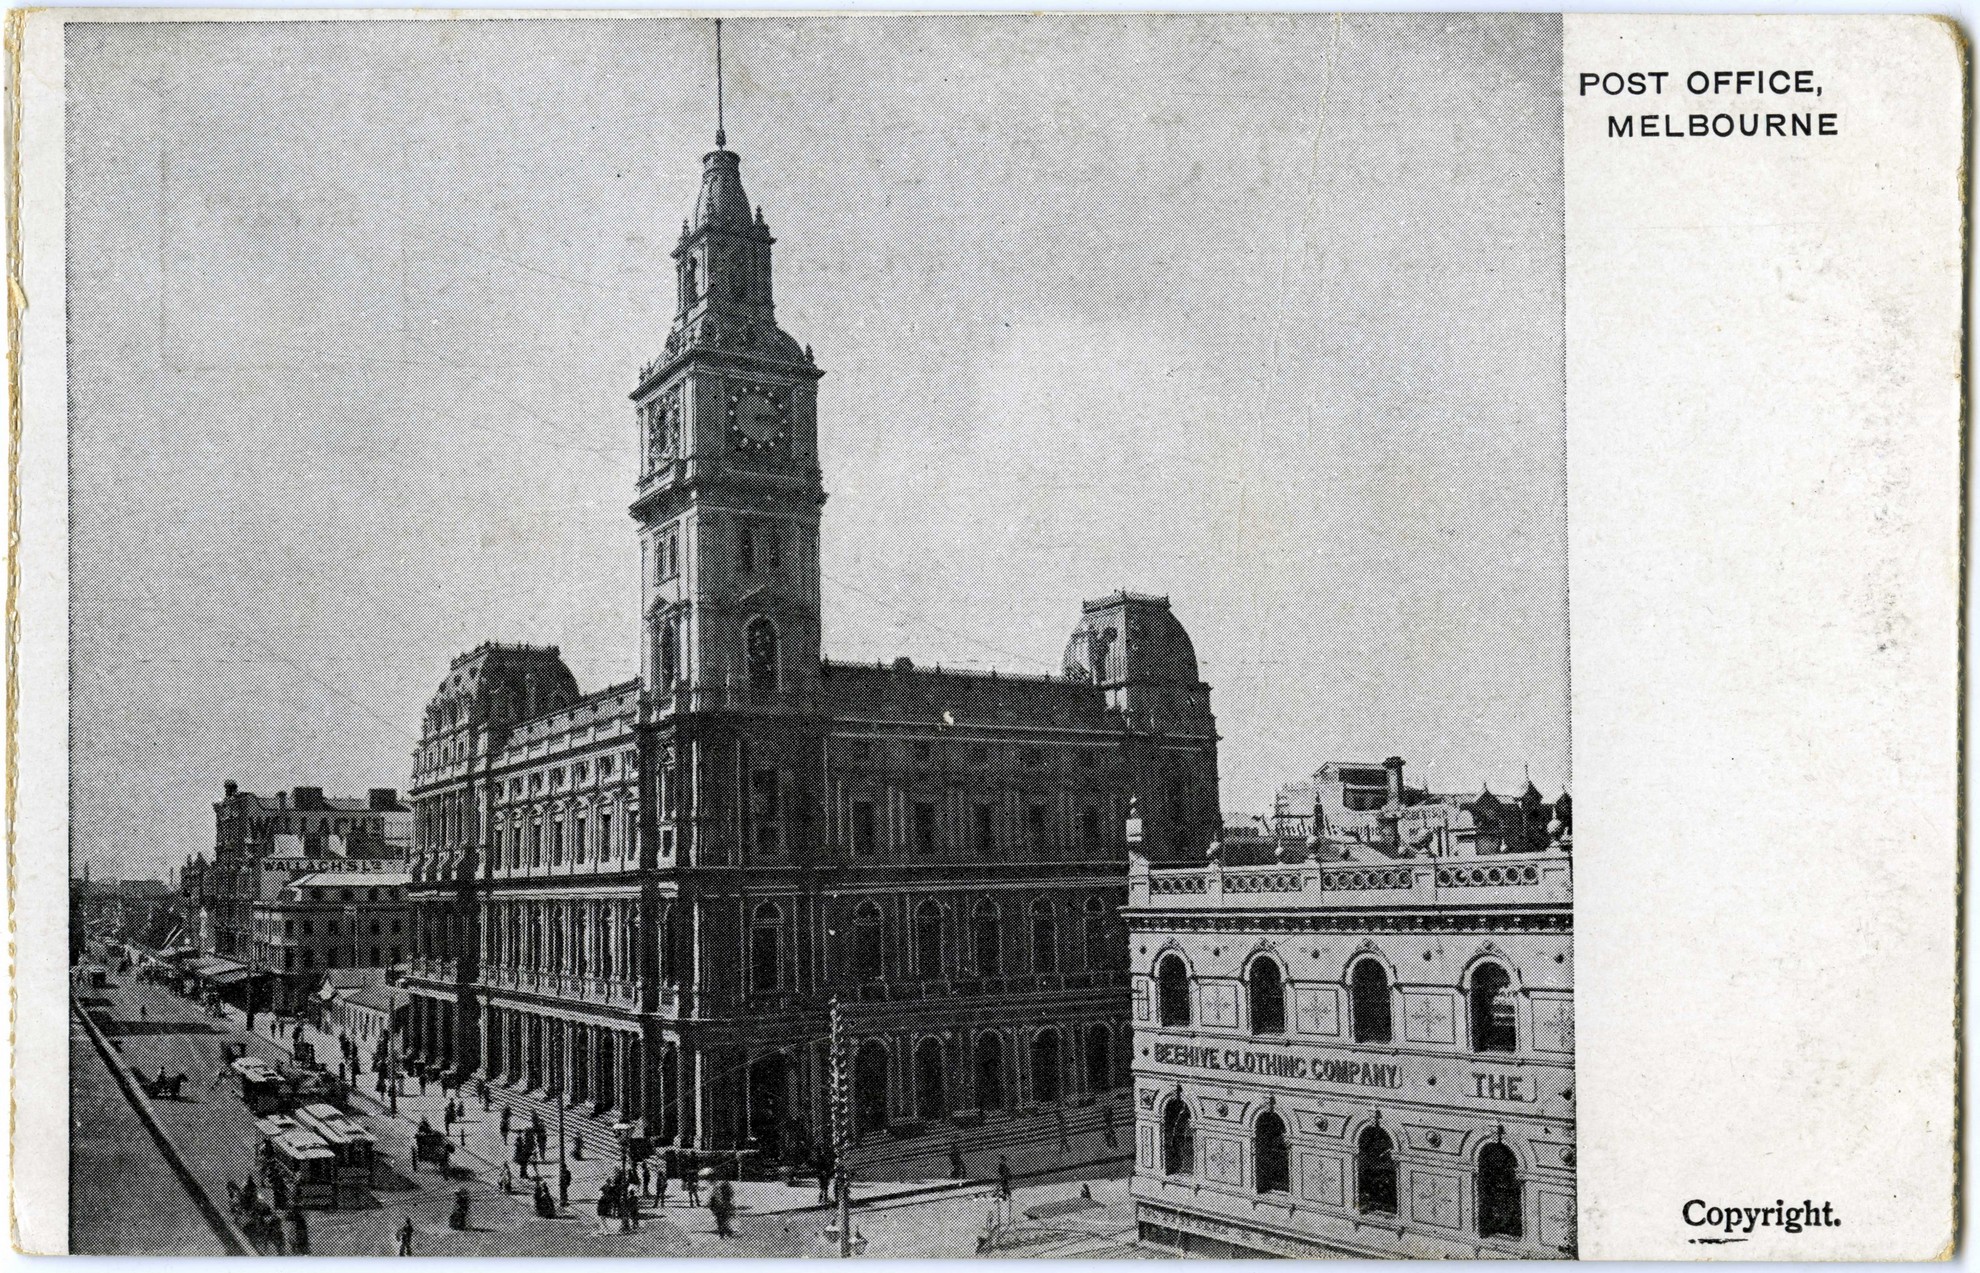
left=851, top=800, right=877, bottom=855
left=530, top=823, right=543, bottom=866
left=914, top=802, right=938, bottom=854
left=371, top=946, right=381, bottom=965
left=575, top=813, right=588, bottom=863
left=973, top=803, right=995, bottom=855
left=302, top=949, right=315, bottom=969
left=600, top=810, right=614, bottom=858
left=667, top=532, right=680, bottom=579
left=1028, top=803, right=1049, bottom=848
left=284, top=950, right=296, bottom=971
left=391, top=919, right=402, bottom=935
left=302, top=920, right=313, bottom=936
left=551, top=819, right=564, bottom=865
left=1081, top=808, right=1101, bottom=851
left=329, top=919, right=340, bottom=937
left=284, top=920, right=295, bottom=937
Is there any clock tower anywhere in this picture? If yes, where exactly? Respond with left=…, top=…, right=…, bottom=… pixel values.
left=631, top=128, right=825, bottom=870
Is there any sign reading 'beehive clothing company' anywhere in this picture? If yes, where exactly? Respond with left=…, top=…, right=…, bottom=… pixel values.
left=1151, top=1042, right=1404, bottom=1090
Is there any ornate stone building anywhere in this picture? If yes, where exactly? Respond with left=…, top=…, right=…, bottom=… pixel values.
left=1123, top=807, right=1574, bottom=1258
left=400, top=125, right=1222, bottom=1162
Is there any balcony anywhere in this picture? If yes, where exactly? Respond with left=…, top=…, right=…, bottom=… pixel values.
left=1128, top=851, right=1572, bottom=913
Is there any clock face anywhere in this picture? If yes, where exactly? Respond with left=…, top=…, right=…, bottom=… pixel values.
left=726, top=383, right=791, bottom=456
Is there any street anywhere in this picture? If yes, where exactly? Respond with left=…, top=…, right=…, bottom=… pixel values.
left=72, top=973, right=1152, bottom=1257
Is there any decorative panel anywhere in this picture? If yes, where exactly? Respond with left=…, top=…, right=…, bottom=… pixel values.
left=1402, top=992, right=1457, bottom=1044
left=1138, top=1124, right=1155, bottom=1169
left=1201, top=983, right=1238, bottom=1028
left=1298, top=1151, right=1344, bottom=1206
left=1133, top=981, right=1150, bottom=1021
left=1409, top=1169, right=1463, bottom=1230
left=1533, top=997, right=1574, bottom=1054
left=1202, top=1135, right=1243, bottom=1185
left=1538, top=1189, right=1576, bottom=1250
left=1293, top=985, right=1340, bottom=1036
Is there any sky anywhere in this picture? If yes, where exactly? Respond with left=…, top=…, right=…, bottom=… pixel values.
left=66, top=14, right=1567, bottom=882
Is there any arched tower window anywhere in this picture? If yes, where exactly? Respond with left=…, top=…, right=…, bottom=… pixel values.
left=1351, top=959, right=1394, bottom=1044
left=1357, top=1125, right=1398, bottom=1214
left=658, top=617, right=680, bottom=688
left=750, top=901, right=783, bottom=993
left=1029, top=898, right=1058, bottom=974
left=851, top=900, right=884, bottom=981
left=1255, top=1111, right=1291, bottom=1194
left=745, top=617, right=779, bottom=695
left=1477, top=1142, right=1524, bottom=1239
left=1161, top=1099, right=1194, bottom=1176
left=1155, top=954, right=1192, bottom=1027
left=1248, top=956, right=1287, bottom=1035
left=1471, top=962, right=1518, bottom=1053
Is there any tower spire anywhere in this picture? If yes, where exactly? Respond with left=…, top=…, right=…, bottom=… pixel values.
left=714, top=18, right=726, bottom=148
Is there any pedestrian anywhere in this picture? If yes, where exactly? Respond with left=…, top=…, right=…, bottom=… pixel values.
left=682, top=1155, right=701, bottom=1207
left=138, top=1004, right=147, bottom=1020
left=499, top=1162, right=514, bottom=1195
left=1100, top=1103, right=1117, bottom=1148
left=499, top=1105, right=511, bottom=1138
left=949, top=1138, right=965, bottom=1180
left=708, top=1180, right=733, bottom=1238
left=559, top=1162, right=572, bottom=1210
left=817, top=1158, right=833, bottom=1205
left=573, top=1132, right=585, bottom=1161
left=287, top=1206, right=309, bottom=1256
left=1055, top=1105, right=1069, bottom=1153
left=515, top=1132, right=535, bottom=1180
left=396, top=1215, right=415, bottom=1256
left=477, top=1076, right=490, bottom=1111
left=996, top=1154, right=1013, bottom=1201
left=449, top=1188, right=471, bottom=1232
left=653, top=1166, right=669, bottom=1209
left=530, top=1111, right=545, bottom=1153
left=443, top=1102, right=455, bottom=1130
left=268, top=1216, right=287, bottom=1256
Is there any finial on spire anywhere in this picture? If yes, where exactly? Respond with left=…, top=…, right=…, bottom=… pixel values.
left=714, top=18, right=726, bottom=148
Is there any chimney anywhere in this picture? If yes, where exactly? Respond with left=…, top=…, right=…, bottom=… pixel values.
left=1383, top=756, right=1405, bottom=807
left=276, top=792, right=288, bottom=810
left=368, top=787, right=398, bottom=811
left=223, top=780, right=239, bottom=798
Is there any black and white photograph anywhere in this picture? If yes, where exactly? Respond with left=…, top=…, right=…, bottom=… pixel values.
left=55, top=8, right=1882, bottom=1260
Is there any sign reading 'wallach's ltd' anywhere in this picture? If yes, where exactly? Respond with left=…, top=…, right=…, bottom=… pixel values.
left=1151, top=1042, right=1404, bottom=1090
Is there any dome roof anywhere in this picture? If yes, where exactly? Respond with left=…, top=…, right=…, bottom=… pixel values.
left=1062, top=592, right=1202, bottom=686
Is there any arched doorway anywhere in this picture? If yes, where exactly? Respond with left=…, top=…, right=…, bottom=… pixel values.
left=854, top=1040, right=890, bottom=1136
left=974, top=1033, right=1006, bottom=1113
left=747, top=1052, right=788, bottom=1160
left=1161, top=1099, right=1194, bottom=1176
left=1477, top=1142, right=1524, bottom=1239
left=914, top=1038, right=946, bottom=1120
left=1084, top=1024, right=1112, bottom=1093
left=1254, top=1111, right=1290, bottom=1194
left=1030, top=1030, right=1063, bottom=1105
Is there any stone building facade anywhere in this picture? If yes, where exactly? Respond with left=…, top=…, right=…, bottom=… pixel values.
left=183, top=782, right=410, bottom=960
left=1123, top=833, right=1574, bottom=1258
left=400, top=126, right=1222, bottom=1163
left=250, top=869, right=411, bottom=1012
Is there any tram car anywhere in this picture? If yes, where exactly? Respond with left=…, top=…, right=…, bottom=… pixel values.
left=292, top=1102, right=380, bottom=1207
left=232, top=1056, right=290, bottom=1116
left=254, top=1114, right=336, bottom=1209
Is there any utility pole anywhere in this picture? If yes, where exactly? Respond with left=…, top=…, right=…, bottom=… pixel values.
left=830, top=997, right=851, bottom=1257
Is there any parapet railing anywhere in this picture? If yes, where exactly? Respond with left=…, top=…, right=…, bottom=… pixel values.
left=1131, top=851, right=1571, bottom=910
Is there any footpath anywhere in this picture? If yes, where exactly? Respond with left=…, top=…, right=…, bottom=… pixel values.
left=84, top=974, right=1133, bottom=1255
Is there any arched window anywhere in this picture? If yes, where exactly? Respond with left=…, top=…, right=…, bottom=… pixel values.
left=1477, top=1142, right=1523, bottom=1239
left=854, top=1040, right=889, bottom=1134
left=1155, top=954, right=1192, bottom=1027
left=1082, top=897, right=1109, bottom=969
left=851, top=900, right=884, bottom=981
left=974, top=1032, right=1006, bottom=1112
left=1254, top=1111, right=1290, bottom=1194
left=573, top=909, right=589, bottom=977
left=598, top=909, right=615, bottom=980
left=745, top=617, right=779, bottom=695
left=1351, top=959, right=1394, bottom=1044
left=1029, top=899, right=1058, bottom=974
left=914, top=900, right=942, bottom=977
left=1357, top=1125, right=1398, bottom=1214
left=658, top=618, right=680, bottom=687
left=1161, top=1099, right=1194, bottom=1176
left=750, top=902, right=782, bottom=992
left=1248, top=956, right=1287, bottom=1035
left=1471, top=962, right=1517, bottom=1053
left=1084, top=1023, right=1113, bottom=1093
left=914, top=1038, right=946, bottom=1120
left=1030, top=1029, right=1062, bottom=1104
left=973, top=900, right=1002, bottom=975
